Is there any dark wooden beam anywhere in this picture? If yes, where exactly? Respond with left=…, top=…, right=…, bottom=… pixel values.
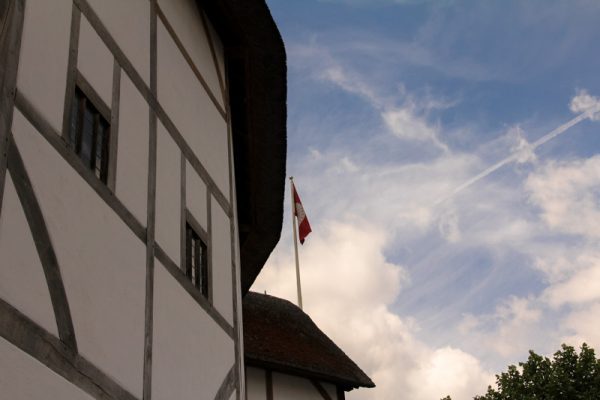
left=7, top=136, right=77, bottom=351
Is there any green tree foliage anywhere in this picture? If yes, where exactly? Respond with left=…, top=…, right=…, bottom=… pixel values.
left=440, top=343, right=600, bottom=400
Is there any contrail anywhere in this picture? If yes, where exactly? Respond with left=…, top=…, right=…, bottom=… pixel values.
left=436, top=108, right=599, bottom=205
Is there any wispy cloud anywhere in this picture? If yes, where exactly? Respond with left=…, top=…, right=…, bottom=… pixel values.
left=291, top=42, right=452, bottom=152
left=321, top=62, right=450, bottom=152
left=455, top=149, right=600, bottom=365
left=436, top=92, right=600, bottom=205
left=570, top=89, right=600, bottom=120
left=254, top=83, right=600, bottom=398
left=265, top=0, right=600, bottom=396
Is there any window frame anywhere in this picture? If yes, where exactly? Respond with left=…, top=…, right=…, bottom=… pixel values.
left=66, top=71, right=112, bottom=185
left=185, top=212, right=210, bottom=299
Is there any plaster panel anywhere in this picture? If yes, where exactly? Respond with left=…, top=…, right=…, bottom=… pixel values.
left=77, top=16, right=113, bottom=106
left=245, top=367, right=266, bottom=400
left=157, top=21, right=230, bottom=197
left=185, top=160, right=207, bottom=230
left=16, top=0, right=71, bottom=132
left=155, top=121, right=180, bottom=264
left=0, top=175, right=58, bottom=336
left=85, top=0, right=150, bottom=84
left=205, top=17, right=226, bottom=94
left=0, top=337, right=92, bottom=400
left=211, top=197, right=233, bottom=324
left=272, top=373, right=327, bottom=400
left=324, top=383, right=338, bottom=399
left=157, top=0, right=224, bottom=107
left=12, top=110, right=146, bottom=398
left=152, top=263, right=235, bottom=400
left=115, top=73, right=148, bottom=225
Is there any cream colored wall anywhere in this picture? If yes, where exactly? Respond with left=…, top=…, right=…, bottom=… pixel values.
left=156, top=14, right=230, bottom=197
left=155, top=121, right=181, bottom=263
left=245, top=368, right=339, bottom=400
left=78, top=15, right=113, bottom=106
left=0, top=174, right=57, bottom=336
left=2, top=0, right=241, bottom=398
left=154, top=0, right=236, bottom=346
left=11, top=109, right=147, bottom=398
left=273, top=373, right=337, bottom=400
left=115, top=73, right=149, bottom=224
left=186, top=160, right=208, bottom=229
left=157, top=0, right=225, bottom=109
left=246, top=367, right=267, bottom=400
left=16, top=0, right=71, bottom=132
left=85, top=0, right=150, bottom=84
left=0, top=337, right=93, bottom=400
left=152, top=264, right=235, bottom=400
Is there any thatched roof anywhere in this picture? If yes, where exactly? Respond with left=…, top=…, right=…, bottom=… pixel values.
left=198, top=0, right=287, bottom=294
left=243, top=292, right=375, bottom=390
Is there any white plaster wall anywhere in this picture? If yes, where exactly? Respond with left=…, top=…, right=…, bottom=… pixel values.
left=157, top=0, right=224, bottom=108
left=155, top=121, right=180, bottom=264
left=16, top=0, right=71, bottom=132
left=186, top=160, right=207, bottom=230
left=85, top=0, right=150, bottom=84
left=157, top=20, right=230, bottom=197
left=78, top=16, right=113, bottom=106
left=211, top=197, right=233, bottom=324
left=116, top=73, right=149, bottom=225
left=152, top=263, right=235, bottom=400
left=272, top=373, right=334, bottom=400
left=0, top=174, right=58, bottom=336
left=324, top=382, right=338, bottom=399
left=205, top=17, right=226, bottom=94
left=245, top=367, right=266, bottom=400
left=12, top=110, right=146, bottom=398
left=0, top=338, right=93, bottom=400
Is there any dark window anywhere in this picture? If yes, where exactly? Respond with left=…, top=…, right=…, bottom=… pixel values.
left=186, top=222, right=208, bottom=297
left=68, top=87, right=110, bottom=183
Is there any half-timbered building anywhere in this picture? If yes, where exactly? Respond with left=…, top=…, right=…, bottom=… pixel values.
left=0, top=0, right=285, bottom=399
left=243, top=292, right=374, bottom=400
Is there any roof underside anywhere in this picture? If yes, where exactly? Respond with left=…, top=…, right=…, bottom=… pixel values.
left=197, top=0, right=287, bottom=294
left=243, top=292, right=375, bottom=390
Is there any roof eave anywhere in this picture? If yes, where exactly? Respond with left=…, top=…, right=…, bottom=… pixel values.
left=245, top=356, right=376, bottom=391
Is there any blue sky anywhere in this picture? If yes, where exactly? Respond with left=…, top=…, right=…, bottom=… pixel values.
left=252, top=1, right=600, bottom=398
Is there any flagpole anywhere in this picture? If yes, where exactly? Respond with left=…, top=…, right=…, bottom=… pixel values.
left=290, top=176, right=303, bottom=310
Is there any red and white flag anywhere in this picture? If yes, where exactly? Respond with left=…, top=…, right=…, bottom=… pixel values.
left=292, top=183, right=312, bottom=244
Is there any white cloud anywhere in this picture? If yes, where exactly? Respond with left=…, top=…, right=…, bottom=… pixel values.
left=321, top=64, right=385, bottom=108
left=543, top=258, right=600, bottom=308
left=273, top=31, right=600, bottom=398
left=508, top=125, right=537, bottom=164
left=295, top=149, right=480, bottom=238
left=570, top=89, right=600, bottom=120
left=382, top=108, right=447, bottom=151
left=253, top=220, right=492, bottom=400
left=526, top=155, right=600, bottom=239
left=406, top=347, right=493, bottom=400
left=437, top=208, right=461, bottom=243
left=317, top=53, right=449, bottom=151
left=459, top=297, right=543, bottom=360
left=266, top=124, right=600, bottom=399
left=563, top=302, right=600, bottom=348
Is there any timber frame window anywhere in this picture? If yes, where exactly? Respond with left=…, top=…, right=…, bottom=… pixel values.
left=186, top=221, right=209, bottom=297
left=68, top=85, right=111, bottom=184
